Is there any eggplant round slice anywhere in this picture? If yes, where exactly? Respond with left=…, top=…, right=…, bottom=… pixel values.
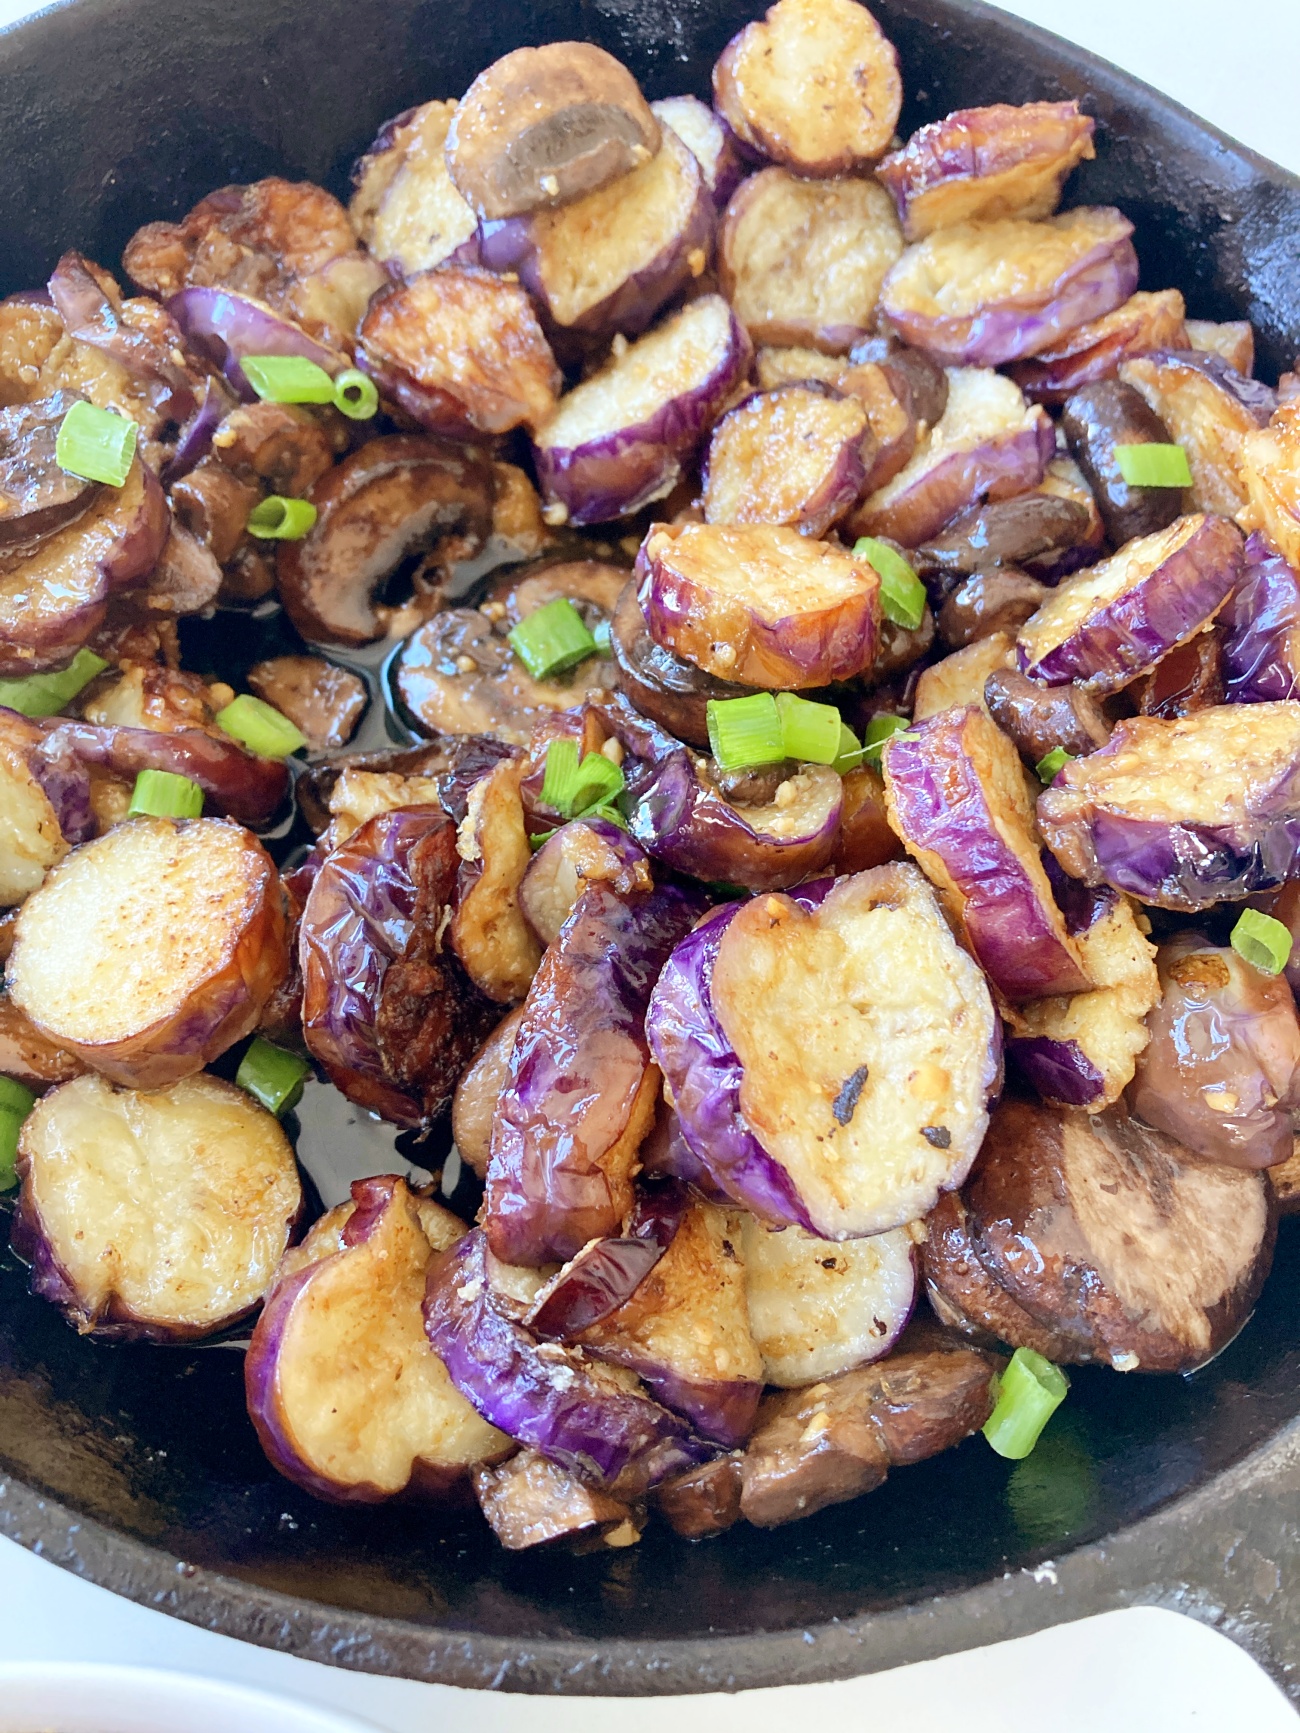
left=965, top=1098, right=1275, bottom=1373
left=393, top=560, right=623, bottom=746
left=701, top=384, right=868, bottom=538
left=742, top=1217, right=917, bottom=1387
left=247, top=1177, right=508, bottom=1503
left=647, top=863, right=1001, bottom=1240
left=6, top=817, right=288, bottom=1090
left=12, top=1072, right=301, bottom=1342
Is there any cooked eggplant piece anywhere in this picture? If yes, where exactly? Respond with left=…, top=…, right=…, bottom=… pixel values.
left=1016, top=514, right=1244, bottom=693
left=832, top=765, right=902, bottom=875
left=1004, top=890, right=1159, bottom=1110
left=6, top=818, right=287, bottom=1089
left=446, top=42, right=660, bottom=220
left=479, top=128, right=712, bottom=343
left=963, top=1098, right=1275, bottom=1372
left=424, top=1229, right=703, bottom=1490
left=880, top=207, right=1138, bottom=368
left=984, top=666, right=1110, bottom=764
left=450, top=755, right=541, bottom=1005
left=878, top=102, right=1095, bottom=241
left=848, top=367, right=1053, bottom=548
left=609, top=578, right=755, bottom=749
left=701, top=384, right=867, bottom=538
left=0, top=727, right=72, bottom=905
left=939, top=570, right=1049, bottom=651
left=560, top=1197, right=764, bottom=1446
left=1269, top=1139, right=1300, bottom=1215
left=349, top=100, right=479, bottom=277
left=0, top=456, right=169, bottom=676
left=1120, top=350, right=1278, bottom=518
left=1222, top=532, right=1300, bottom=705
left=485, top=879, right=705, bottom=1266
left=1009, top=290, right=1188, bottom=407
left=13, top=1072, right=300, bottom=1341
left=523, top=1182, right=686, bottom=1339
left=635, top=520, right=880, bottom=689
left=718, top=168, right=903, bottom=353
left=1059, top=378, right=1187, bottom=548
left=519, top=818, right=652, bottom=948
left=712, top=0, right=902, bottom=177
left=651, top=96, right=744, bottom=208
left=532, top=294, right=750, bottom=527
left=742, top=1216, right=916, bottom=1386
left=1237, top=400, right=1300, bottom=572
left=0, top=393, right=99, bottom=545
left=297, top=738, right=461, bottom=839
left=1129, top=935, right=1300, bottom=1170
left=912, top=633, right=1013, bottom=720
left=1186, top=318, right=1255, bottom=377
left=1131, top=630, right=1225, bottom=720
left=299, top=804, right=496, bottom=1125
left=922, top=1190, right=1087, bottom=1360
left=393, top=561, right=622, bottom=745
left=655, top=1452, right=743, bottom=1538
left=452, top=1007, right=524, bottom=1179
left=647, top=864, right=1000, bottom=1239
left=883, top=703, right=1091, bottom=1001
left=127, top=178, right=383, bottom=354
left=0, top=995, right=82, bottom=1089
left=474, top=1450, right=639, bottom=1551
left=738, top=1331, right=999, bottom=1527
left=245, top=656, right=366, bottom=752
left=277, top=437, right=494, bottom=648
left=247, top=1176, right=507, bottom=1503
left=1038, top=702, right=1300, bottom=911
left=357, top=269, right=560, bottom=439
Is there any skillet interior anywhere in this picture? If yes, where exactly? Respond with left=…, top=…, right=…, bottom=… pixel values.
left=2, top=0, right=1300, bottom=1698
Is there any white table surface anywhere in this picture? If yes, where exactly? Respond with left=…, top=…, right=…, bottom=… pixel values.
left=2, top=1, right=1300, bottom=1726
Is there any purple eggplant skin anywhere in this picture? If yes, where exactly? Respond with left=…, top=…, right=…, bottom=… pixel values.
left=423, top=1229, right=707, bottom=1490
left=48, top=251, right=197, bottom=422
left=645, top=895, right=827, bottom=1232
left=1037, top=703, right=1300, bottom=913
left=638, top=1098, right=733, bottom=1202
left=161, top=376, right=237, bottom=486
left=531, top=295, right=752, bottom=528
left=1128, top=935, right=1300, bottom=1170
left=651, top=96, right=744, bottom=207
left=1222, top=533, right=1300, bottom=704
left=167, top=286, right=344, bottom=398
left=518, top=817, right=652, bottom=949
left=525, top=1180, right=689, bottom=1339
left=1006, top=1035, right=1107, bottom=1108
left=0, top=709, right=94, bottom=845
left=880, top=209, right=1139, bottom=368
left=30, top=714, right=288, bottom=830
left=599, top=694, right=842, bottom=893
left=1017, top=513, right=1246, bottom=693
left=484, top=879, right=709, bottom=1268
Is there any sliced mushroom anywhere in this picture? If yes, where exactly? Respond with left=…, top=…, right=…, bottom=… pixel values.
left=277, top=437, right=495, bottom=647
left=209, top=400, right=338, bottom=497
left=608, top=577, right=756, bottom=749
left=246, top=656, right=368, bottom=751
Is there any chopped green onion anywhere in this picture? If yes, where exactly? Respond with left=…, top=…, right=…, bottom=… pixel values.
left=706, top=693, right=784, bottom=771
left=215, top=694, right=307, bottom=759
left=241, top=354, right=336, bottom=405
left=332, top=369, right=380, bottom=420
left=540, top=738, right=581, bottom=813
left=0, top=648, right=107, bottom=718
left=570, top=752, right=625, bottom=816
left=776, top=692, right=842, bottom=765
left=509, top=597, right=598, bottom=680
left=1230, top=908, right=1293, bottom=976
left=584, top=801, right=628, bottom=831
left=0, top=1078, right=36, bottom=1192
left=55, top=400, right=138, bottom=487
left=127, top=769, right=204, bottom=819
left=855, top=536, right=927, bottom=630
left=861, top=713, right=910, bottom=767
left=1036, top=746, right=1075, bottom=785
left=246, top=495, right=318, bottom=540
left=832, top=720, right=865, bottom=775
left=983, top=1347, right=1070, bottom=1460
left=592, top=619, right=612, bottom=654
left=236, top=1037, right=310, bottom=1116
left=529, top=829, right=558, bottom=850
left=1114, top=443, right=1193, bottom=489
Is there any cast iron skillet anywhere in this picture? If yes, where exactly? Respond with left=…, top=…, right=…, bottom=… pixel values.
left=2, top=0, right=1300, bottom=1699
